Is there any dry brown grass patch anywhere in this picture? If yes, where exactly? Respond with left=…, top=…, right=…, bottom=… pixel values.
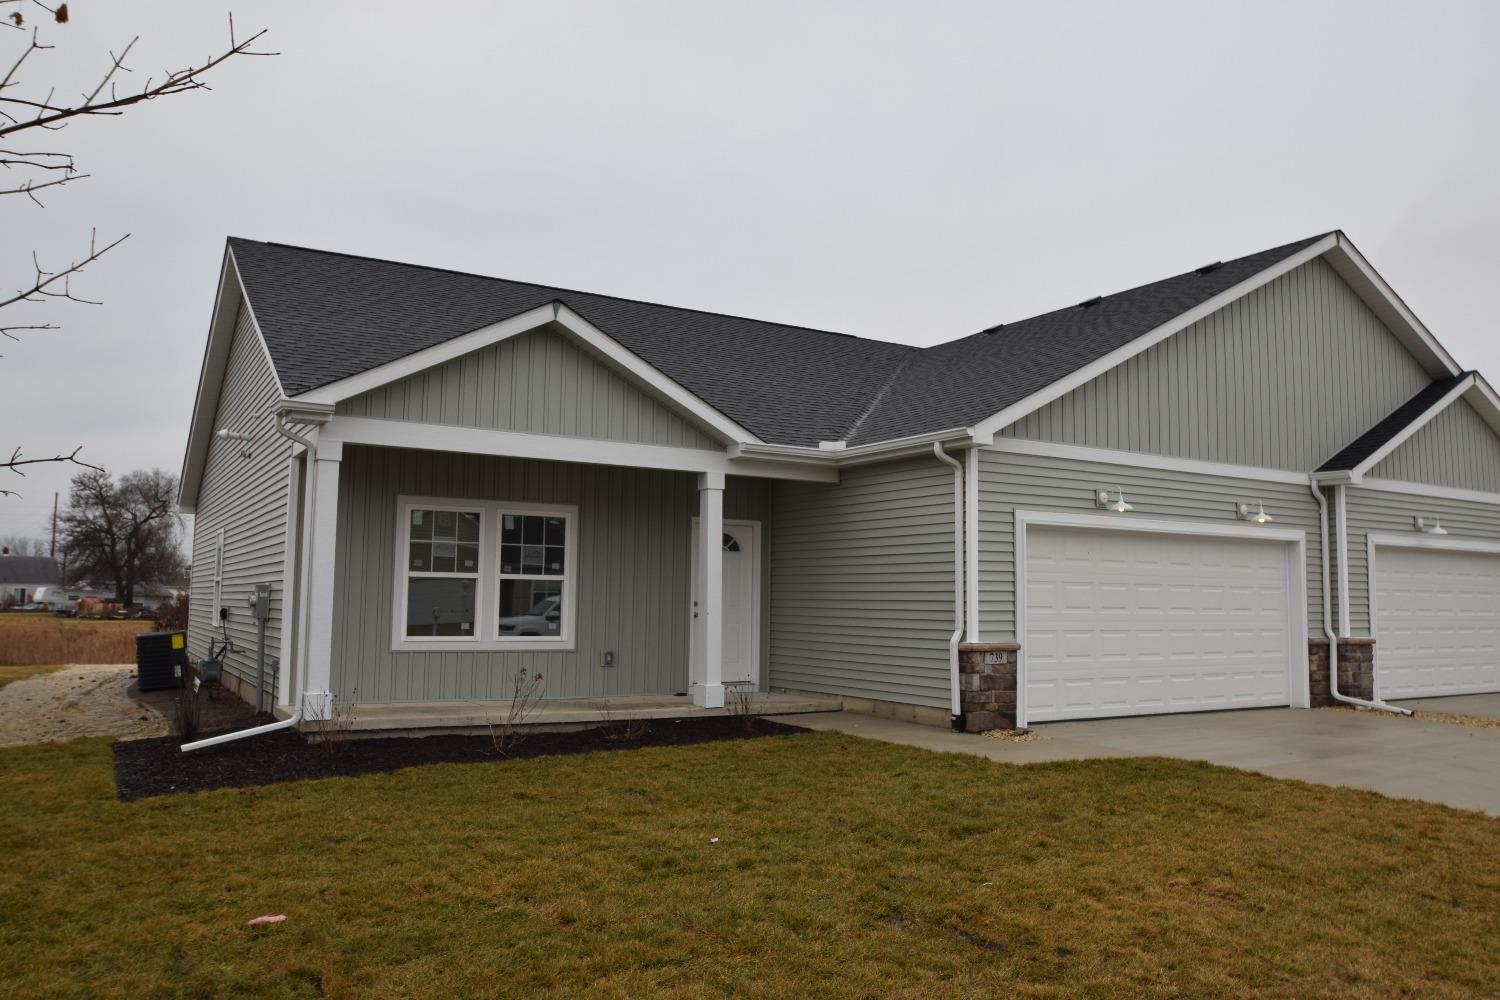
left=0, top=616, right=153, bottom=666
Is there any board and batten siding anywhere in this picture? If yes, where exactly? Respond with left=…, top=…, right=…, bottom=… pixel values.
left=336, top=324, right=722, bottom=450
left=329, top=444, right=769, bottom=703
left=769, top=455, right=956, bottom=709
left=1368, top=398, right=1500, bottom=493
left=1341, top=486, right=1500, bottom=636
left=1000, top=257, right=1432, bottom=471
left=977, top=449, right=1326, bottom=642
left=187, top=302, right=294, bottom=690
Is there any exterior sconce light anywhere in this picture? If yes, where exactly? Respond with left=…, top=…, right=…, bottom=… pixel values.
left=1414, top=516, right=1448, bottom=535
left=1095, top=487, right=1133, bottom=513
left=1236, top=501, right=1274, bottom=525
left=216, top=428, right=253, bottom=460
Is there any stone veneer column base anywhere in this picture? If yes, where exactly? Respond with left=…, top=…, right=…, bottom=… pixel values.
left=959, top=642, right=1020, bottom=732
left=1308, top=637, right=1375, bottom=706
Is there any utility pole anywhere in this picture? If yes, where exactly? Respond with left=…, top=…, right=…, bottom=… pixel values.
left=50, top=492, right=58, bottom=559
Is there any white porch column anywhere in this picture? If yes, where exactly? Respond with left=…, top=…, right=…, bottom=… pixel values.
left=693, top=470, right=725, bottom=708
left=302, top=440, right=342, bottom=720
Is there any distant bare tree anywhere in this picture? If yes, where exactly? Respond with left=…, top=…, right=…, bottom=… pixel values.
left=59, top=467, right=184, bottom=604
left=0, top=533, right=45, bottom=555
left=1, top=4, right=273, bottom=493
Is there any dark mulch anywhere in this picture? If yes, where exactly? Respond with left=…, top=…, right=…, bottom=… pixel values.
left=112, top=717, right=808, bottom=801
left=128, top=679, right=263, bottom=733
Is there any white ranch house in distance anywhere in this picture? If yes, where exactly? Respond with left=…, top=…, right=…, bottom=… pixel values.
left=179, top=231, right=1500, bottom=737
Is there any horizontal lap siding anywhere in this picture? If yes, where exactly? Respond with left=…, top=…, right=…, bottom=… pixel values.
left=769, top=457, right=955, bottom=709
left=337, top=324, right=721, bottom=450
left=1343, top=487, right=1500, bottom=635
left=978, top=449, right=1325, bottom=641
left=187, top=304, right=293, bottom=688
left=1000, top=258, right=1431, bottom=471
left=1370, top=399, right=1500, bottom=493
left=333, top=446, right=706, bottom=702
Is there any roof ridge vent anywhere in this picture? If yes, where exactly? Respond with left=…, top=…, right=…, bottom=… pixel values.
left=982, top=323, right=1005, bottom=335
left=1195, top=261, right=1223, bottom=275
left=1076, top=296, right=1102, bottom=309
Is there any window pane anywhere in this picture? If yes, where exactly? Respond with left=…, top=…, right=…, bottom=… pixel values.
left=457, top=543, right=480, bottom=573
left=498, top=579, right=562, bottom=637
left=523, top=516, right=544, bottom=544
left=435, top=510, right=456, bottom=537
left=408, top=541, right=431, bottom=572
left=406, top=578, right=475, bottom=637
left=521, top=544, right=545, bottom=575
left=502, top=515, right=521, bottom=545
left=500, top=544, right=521, bottom=574
left=456, top=512, right=480, bottom=542
left=545, top=517, right=566, bottom=546
left=410, top=509, right=433, bottom=540
left=544, top=545, right=565, bottom=575
left=431, top=540, right=456, bottom=573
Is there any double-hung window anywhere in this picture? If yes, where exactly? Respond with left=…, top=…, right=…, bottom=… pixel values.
left=394, top=496, right=576, bottom=651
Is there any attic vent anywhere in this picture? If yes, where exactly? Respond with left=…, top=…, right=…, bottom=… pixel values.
left=1195, top=261, right=1223, bottom=275
left=982, top=323, right=1005, bottom=335
left=1076, top=296, right=1102, bottom=309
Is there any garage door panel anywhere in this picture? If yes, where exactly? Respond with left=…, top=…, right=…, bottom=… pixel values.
left=1025, top=526, right=1293, bottom=722
left=1376, top=545, right=1500, bottom=699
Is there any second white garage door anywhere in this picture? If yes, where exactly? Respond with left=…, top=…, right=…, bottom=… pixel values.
left=1024, top=523, right=1297, bottom=723
left=1373, top=543, right=1500, bottom=699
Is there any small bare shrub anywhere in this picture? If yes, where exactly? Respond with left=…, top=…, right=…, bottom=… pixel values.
left=490, top=668, right=545, bottom=755
left=154, top=593, right=190, bottom=633
left=595, top=701, right=651, bottom=744
left=304, top=690, right=358, bottom=759
left=725, top=683, right=764, bottom=733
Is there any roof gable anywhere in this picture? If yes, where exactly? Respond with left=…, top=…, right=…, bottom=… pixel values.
left=1368, top=392, right=1500, bottom=493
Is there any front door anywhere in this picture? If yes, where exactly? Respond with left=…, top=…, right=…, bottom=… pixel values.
left=692, top=520, right=759, bottom=689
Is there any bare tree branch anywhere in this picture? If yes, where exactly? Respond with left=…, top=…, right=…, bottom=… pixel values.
left=0, top=228, right=128, bottom=313
left=0, top=444, right=103, bottom=498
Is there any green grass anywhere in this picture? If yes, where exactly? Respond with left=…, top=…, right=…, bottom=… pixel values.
left=2, top=733, right=1498, bottom=998
left=0, top=664, right=65, bottom=689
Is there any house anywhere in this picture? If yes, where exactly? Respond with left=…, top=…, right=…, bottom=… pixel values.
left=178, top=231, right=1500, bottom=733
left=0, top=553, right=62, bottom=607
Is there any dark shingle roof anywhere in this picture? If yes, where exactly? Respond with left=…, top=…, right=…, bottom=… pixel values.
left=0, top=555, right=61, bottom=586
left=1316, top=374, right=1472, bottom=473
left=229, top=233, right=1329, bottom=447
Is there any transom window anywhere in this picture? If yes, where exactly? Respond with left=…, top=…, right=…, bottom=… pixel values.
left=394, top=497, right=577, bottom=651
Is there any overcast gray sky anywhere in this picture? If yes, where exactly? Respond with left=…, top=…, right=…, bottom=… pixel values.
left=3, top=0, right=1498, bottom=539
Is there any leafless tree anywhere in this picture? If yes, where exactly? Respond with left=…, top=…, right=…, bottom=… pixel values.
left=58, top=466, right=185, bottom=604
left=1, top=3, right=272, bottom=492
left=0, top=533, right=45, bottom=555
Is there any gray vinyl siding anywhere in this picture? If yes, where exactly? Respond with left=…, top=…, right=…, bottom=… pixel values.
left=1000, top=258, right=1432, bottom=471
left=1342, top=486, right=1500, bottom=636
left=336, top=324, right=722, bottom=449
left=1368, top=398, right=1500, bottom=493
left=768, top=456, right=956, bottom=709
left=329, top=444, right=769, bottom=702
left=978, top=448, right=1326, bottom=641
left=187, top=303, right=293, bottom=690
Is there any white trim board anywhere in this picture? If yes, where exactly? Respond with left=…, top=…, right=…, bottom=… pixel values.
left=964, top=446, right=981, bottom=641
left=322, top=416, right=837, bottom=483
left=1355, top=478, right=1500, bottom=507
left=986, top=437, right=1312, bottom=485
left=1012, top=509, right=1311, bottom=728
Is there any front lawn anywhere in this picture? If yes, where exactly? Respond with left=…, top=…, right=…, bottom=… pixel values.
left=2, top=732, right=1497, bottom=998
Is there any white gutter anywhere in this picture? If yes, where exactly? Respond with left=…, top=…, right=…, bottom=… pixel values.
left=932, top=442, right=965, bottom=728
left=733, top=426, right=984, bottom=468
left=182, top=408, right=328, bottom=751
left=1309, top=481, right=1411, bottom=716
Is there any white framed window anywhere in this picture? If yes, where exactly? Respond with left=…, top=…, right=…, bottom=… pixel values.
left=392, top=496, right=577, bottom=652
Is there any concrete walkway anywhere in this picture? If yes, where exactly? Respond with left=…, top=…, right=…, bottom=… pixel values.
left=772, top=708, right=1500, bottom=816
left=1393, top=692, right=1500, bottom=720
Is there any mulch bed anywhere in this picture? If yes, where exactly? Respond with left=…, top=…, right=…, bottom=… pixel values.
left=112, top=716, right=808, bottom=801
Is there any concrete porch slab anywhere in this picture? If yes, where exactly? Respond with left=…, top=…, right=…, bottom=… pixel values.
left=305, top=691, right=841, bottom=733
left=1393, top=693, right=1500, bottom=720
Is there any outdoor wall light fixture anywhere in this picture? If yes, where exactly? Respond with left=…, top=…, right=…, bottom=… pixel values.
left=1414, top=515, right=1448, bottom=535
left=216, top=428, right=253, bottom=460
left=1236, top=501, right=1274, bottom=525
left=1095, top=487, right=1133, bottom=513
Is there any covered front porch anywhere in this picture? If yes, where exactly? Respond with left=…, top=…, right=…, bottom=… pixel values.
left=289, top=690, right=842, bottom=734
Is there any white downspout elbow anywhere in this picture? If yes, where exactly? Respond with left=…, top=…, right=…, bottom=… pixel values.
left=933, top=443, right=965, bottom=729
left=1310, top=481, right=1411, bottom=717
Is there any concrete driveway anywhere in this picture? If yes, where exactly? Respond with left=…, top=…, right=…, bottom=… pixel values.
left=779, top=707, right=1500, bottom=816
left=1393, top=692, right=1500, bottom=720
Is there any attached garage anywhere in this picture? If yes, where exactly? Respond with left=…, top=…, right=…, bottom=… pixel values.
left=1370, top=537, right=1500, bottom=699
left=1018, top=513, right=1308, bottom=724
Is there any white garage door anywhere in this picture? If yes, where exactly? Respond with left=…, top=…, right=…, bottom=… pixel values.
left=1025, top=526, right=1295, bottom=723
left=1374, top=545, right=1500, bottom=699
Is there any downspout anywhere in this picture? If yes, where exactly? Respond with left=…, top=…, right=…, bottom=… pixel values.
left=1309, top=481, right=1411, bottom=716
left=933, top=443, right=965, bottom=730
left=181, top=412, right=314, bottom=750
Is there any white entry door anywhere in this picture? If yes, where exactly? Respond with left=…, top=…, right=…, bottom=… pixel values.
left=1373, top=543, right=1500, bottom=699
left=691, top=519, right=760, bottom=688
left=1023, top=523, right=1297, bottom=723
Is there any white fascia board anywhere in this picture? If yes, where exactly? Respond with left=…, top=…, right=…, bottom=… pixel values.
left=730, top=425, right=981, bottom=469
left=1345, top=374, right=1475, bottom=480
left=1464, top=376, right=1500, bottom=438
left=323, top=416, right=837, bottom=483
left=972, top=234, right=1338, bottom=439
left=1323, top=234, right=1463, bottom=378
left=1366, top=531, right=1500, bottom=556
left=986, top=437, right=1312, bottom=485
left=1356, top=478, right=1500, bottom=507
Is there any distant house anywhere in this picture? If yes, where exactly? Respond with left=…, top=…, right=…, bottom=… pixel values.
left=0, top=553, right=62, bottom=607
left=179, top=231, right=1500, bottom=734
